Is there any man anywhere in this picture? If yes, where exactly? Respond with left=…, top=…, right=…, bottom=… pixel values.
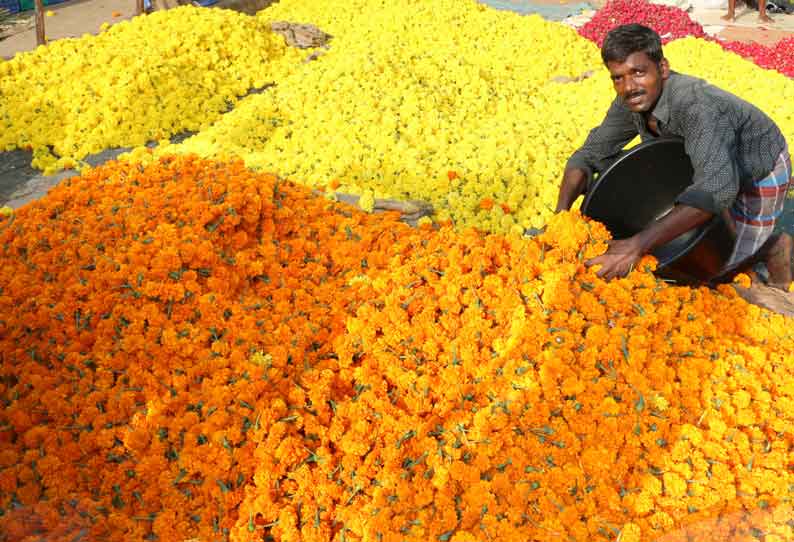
left=556, top=24, right=792, bottom=288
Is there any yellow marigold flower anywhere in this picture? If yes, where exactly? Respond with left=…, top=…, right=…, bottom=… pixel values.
left=642, top=475, right=663, bottom=497
left=620, top=522, right=642, bottom=542
left=250, top=351, right=273, bottom=367
left=705, top=416, right=727, bottom=440
left=357, top=191, right=376, bottom=213
left=632, top=491, right=655, bottom=515
left=651, top=394, right=669, bottom=412
left=733, top=389, right=752, bottom=410
left=417, top=216, right=434, bottom=227
left=663, top=472, right=687, bottom=498
left=733, top=272, right=752, bottom=288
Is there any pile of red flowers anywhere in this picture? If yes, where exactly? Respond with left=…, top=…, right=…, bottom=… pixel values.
left=578, top=0, right=706, bottom=46
left=580, top=0, right=794, bottom=79
left=721, top=36, right=794, bottom=78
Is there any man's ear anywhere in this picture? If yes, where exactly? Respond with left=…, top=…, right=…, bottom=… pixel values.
left=660, top=58, right=671, bottom=80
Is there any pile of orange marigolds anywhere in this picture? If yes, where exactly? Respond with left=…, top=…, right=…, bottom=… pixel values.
left=1, top=156, right=794, bottom=542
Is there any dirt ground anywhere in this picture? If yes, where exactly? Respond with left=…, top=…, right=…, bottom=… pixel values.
left=0, top=0, right=136, bottom=59
left=717, top=25, right=793, bottom=46
left=0, top=0, right=277, bottom=59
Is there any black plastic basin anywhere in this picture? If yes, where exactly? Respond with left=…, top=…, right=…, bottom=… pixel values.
left=580, top=137, right=734, bottom=283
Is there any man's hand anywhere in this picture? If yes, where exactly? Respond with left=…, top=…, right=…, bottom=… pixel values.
left=586, top=205, right=714, bottom=281
left=586, top=237, right=644, bottom=280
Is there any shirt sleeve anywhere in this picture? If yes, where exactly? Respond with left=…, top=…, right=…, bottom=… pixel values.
left=675, top=104, right=740, bottom=215
left=566, top=98, right=638, bottom=177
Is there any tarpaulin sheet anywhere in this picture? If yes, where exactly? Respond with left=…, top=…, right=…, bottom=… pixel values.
left=478, top=0, right=592, bottom=20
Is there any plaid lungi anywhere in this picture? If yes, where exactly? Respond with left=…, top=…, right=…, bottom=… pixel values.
left=724, top=147, right=792, bottom=270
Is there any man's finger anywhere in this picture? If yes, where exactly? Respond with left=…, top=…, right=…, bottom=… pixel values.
left=585, top=256, right=604, bottom=268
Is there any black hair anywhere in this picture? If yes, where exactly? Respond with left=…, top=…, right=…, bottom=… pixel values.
left=601, top=24, right=664, bottom=66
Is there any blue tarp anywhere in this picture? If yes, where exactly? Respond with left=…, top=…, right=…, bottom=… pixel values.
left=142, top=0, right=217, bottom=8
left=478, top=0, right=592, bottom=21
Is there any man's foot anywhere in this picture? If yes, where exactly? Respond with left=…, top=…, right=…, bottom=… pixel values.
left=759, top=13, right=775, bottom=22
left=764, top=232, right=793, bottom=290
left=721, top=12, right=736, bottom=21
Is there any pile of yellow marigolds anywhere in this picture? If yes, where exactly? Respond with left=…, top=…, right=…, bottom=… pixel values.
left=1, top=1, right=794, bottom=542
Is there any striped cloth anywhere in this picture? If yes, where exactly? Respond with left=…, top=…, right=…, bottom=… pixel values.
left=724, top=147, right=792, bottom=270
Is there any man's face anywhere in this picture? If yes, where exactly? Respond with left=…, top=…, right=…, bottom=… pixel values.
left=606, top=51, right=670, bottom=113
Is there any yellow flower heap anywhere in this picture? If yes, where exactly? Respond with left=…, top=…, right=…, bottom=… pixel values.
left=4, top=1, right=793, bottom=234
left=0, top=7, right=301, bottom=173
left=154, top=0, right=605, bottom=233
left=664, top=38, right=794, bottom=138
left=149, top=0, right=794, bottom=234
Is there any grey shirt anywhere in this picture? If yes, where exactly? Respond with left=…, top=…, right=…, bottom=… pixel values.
left=567, top=71, right=787, bottom=214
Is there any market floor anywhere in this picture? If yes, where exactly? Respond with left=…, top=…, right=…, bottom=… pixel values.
left=0, top=0, right=136, bottom=59
left=0, top=0, right=278, bottom=59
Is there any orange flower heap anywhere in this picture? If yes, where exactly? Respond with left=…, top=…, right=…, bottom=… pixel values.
left=1, top=156, right=794, bottom=542
left=241, top=211, right=794, bottom=541
left=0, top=156, right=404, bottom=541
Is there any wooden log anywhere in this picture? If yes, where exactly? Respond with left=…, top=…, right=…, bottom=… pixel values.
left=733, top=282, right=794, bottom=317
left=34, top=0, right=45, bottom=46
left=313, top=190, right=434, bottom=225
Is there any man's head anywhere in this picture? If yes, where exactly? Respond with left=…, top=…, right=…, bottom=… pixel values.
left=601, top=24, right=670, bottom=113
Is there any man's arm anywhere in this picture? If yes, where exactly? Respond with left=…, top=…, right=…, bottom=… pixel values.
left=555, top=168, right=589, bottom=213
left=676, top=106, right=740, bottom=215
left=556, top=98, right=638, bottom=212
left=586, top=204, right=713, bottom=280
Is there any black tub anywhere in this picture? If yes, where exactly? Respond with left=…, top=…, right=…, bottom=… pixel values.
left=580, top=137, right=735, bottom=283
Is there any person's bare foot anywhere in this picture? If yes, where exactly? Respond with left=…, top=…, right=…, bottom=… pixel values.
left=759, top=13, right=775, bottom=23
left=721, top=12, right=736, bottom=21
left=764, top=232, right=793, bottom=290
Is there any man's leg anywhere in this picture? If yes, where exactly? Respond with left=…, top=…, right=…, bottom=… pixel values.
left=723, top=148, right=792, bottom=289
left=759, top=0, right=775, bottom=22
left=722, top=0, right=737, bottom=20
left=760, top=232, right=793, bottom=287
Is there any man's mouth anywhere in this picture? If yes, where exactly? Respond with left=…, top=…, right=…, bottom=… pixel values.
left=626, top=93, right=645, bottom=104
